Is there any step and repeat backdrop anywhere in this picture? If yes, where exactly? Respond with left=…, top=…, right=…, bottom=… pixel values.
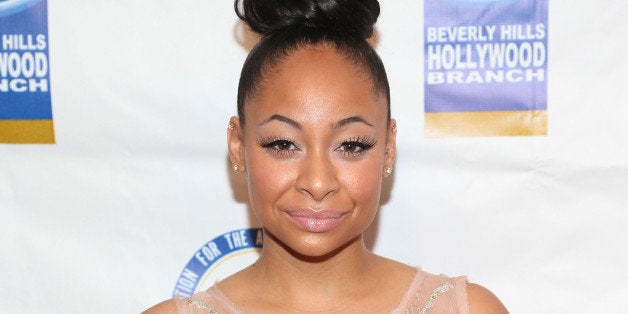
left=1, top=0, right=627, bottom=313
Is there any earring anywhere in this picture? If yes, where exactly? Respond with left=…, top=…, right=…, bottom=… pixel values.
left=227, top=123, right=234, bottom=131
left=232, top=164, right=239, bottom=172
left=391, top=124, right=397, bottom=134
left=385, top=167, right=393, bottom=176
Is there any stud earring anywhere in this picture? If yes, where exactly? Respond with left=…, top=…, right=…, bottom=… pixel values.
left=227, top=123, right=234, bottom=131
left=385, top=167, right=393, bottom=176
left=391, top=124, right=397, bottom=134
left=232, top=164, right=239, bottom=172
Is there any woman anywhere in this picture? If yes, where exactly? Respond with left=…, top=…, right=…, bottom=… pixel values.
left=145, top=0, right=507, bottom=312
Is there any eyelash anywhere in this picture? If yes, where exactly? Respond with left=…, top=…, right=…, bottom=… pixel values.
left=336, top=137, right=377, bottom=156
left=257, top=137, right=377, bottom=157
left=258, top=137, right=298, bottom=157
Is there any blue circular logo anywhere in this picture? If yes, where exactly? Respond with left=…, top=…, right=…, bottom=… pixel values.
left=0, top=0, right=42, bottom=17
left=440, top=0, right=520, bottom=8
left=172, top=228, right=263, bottom=298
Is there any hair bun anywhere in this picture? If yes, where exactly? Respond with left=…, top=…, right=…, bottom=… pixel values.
left=236, top=0, right=380, bottom=40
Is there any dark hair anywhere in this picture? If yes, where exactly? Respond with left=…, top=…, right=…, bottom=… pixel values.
left=234, top=0, right=390, bottom=124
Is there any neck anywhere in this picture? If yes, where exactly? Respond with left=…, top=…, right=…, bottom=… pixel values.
left=250, top=231, right=377, bottom=303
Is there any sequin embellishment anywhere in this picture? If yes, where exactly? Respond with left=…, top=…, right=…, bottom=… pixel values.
left=186, top=298, right=219, bottom=314
left=404, top=283, right=454, bottom=314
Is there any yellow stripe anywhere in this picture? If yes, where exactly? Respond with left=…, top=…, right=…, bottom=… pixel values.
left=0, top=120, right=56, bottom=144
left=425, top=110, right=547, bottom=138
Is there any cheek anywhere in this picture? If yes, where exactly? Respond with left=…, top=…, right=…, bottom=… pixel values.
left=340, top=156, right=384, bottom=206
left=245, top=149, right=293, bottom=211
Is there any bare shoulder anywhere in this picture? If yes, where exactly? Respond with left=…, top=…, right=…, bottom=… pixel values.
left=142, top=299, right=177, bottom=314
left=467, top=283, right=509, bottom=314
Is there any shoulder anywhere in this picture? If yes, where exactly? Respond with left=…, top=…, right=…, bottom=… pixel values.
left=466, top=283, right=508, bottom=314
left=417, top=270, right=507, bottom=313
left=142, top=299, right=177, bottom=314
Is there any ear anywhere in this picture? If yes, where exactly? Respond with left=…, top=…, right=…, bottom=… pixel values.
left=227, top=116, right=245, bottom=172
left=383, top=119, right=397, bottom=177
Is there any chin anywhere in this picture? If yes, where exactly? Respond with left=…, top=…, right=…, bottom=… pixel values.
left=264, top=227, right=363, bottom=261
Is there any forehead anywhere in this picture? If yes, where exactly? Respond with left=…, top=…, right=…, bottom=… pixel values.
left=246, top=45, right=387, bottom=126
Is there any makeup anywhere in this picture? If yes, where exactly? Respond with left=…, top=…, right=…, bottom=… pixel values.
left=284, top=208, right=348, bottom=233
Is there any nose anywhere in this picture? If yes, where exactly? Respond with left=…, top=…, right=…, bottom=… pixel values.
left=295, top=149, right=340, bottom=202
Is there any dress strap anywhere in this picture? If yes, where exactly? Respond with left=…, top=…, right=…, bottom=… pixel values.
left=185, top=298, right=219, bottom=314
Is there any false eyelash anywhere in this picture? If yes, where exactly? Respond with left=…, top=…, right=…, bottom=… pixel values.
left=257, top=136, right=299, bottom=156
left=337, top=137, right=377, bottom=155
left=257, top=136, right=293, bottom=147
left=342, top=136, right=377, bottom=147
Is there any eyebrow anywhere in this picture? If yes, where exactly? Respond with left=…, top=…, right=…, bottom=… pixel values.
left=333, top=116, right=374, bottom=129
left=257, top=114, right=374, bottom=129
left=258, top=114, right=301, bottom=129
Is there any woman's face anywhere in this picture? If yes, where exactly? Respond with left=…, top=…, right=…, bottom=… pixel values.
left=229, top=45, right=396, bottom=258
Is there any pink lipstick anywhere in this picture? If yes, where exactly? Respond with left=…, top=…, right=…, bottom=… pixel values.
left=284, top=209, right=347, bottom=233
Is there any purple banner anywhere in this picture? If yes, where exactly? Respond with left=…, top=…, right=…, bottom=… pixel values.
left=424, top=0, right=548, bottom=114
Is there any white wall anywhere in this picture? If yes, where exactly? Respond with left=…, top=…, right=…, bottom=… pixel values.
left=1, top=0, right=627, bottom=313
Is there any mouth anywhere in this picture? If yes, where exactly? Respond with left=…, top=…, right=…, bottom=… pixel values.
left=283, top=208, right=348, bottom=233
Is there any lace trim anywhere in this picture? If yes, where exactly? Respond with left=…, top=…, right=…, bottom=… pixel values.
left=404, top=283, right=454, bottom=314
left=186, top=298, right=219, bottom=314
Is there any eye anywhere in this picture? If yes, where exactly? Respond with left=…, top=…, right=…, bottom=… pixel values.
left=336, top=138, right=376, bottom=156
left=269, top=140, right=295, bottom=151
left=258, top=138, right=299, bottom=156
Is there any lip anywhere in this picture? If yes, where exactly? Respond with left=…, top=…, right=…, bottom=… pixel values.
left=284, top=209, right=348, bottom=233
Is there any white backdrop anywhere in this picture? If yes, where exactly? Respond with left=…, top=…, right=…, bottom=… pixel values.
left=1, top=0, right=627, bottom=313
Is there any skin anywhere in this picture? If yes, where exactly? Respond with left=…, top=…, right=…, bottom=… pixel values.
left=143, top=44, right=508, bottom=313
left=234, top=44, right=395, bottom=260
